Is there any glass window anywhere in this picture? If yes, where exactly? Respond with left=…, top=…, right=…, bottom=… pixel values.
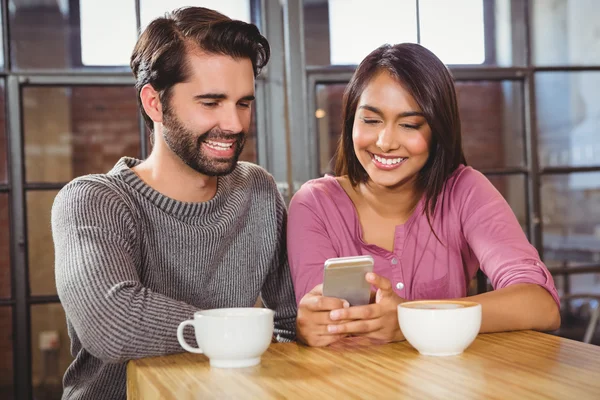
left=532, top=0, right=600, bottom=66
left=9, top=0, right=136, bottom=69
left=456, top=80, right=525, bottom=170
left=305, top=0, right=520, bottom=67
left=327, top=0, right=417, bottom=65
left=81, top=0, right=253, bottom=67
left=239, top=108, right=258, bottom=164
left=313, top=80, right=525, bottom=175
left=23, top=86, right=141, bottom=183
left=542, top=172, right=600, bottom=269
left=303, top=1, right=331, bottom=66
left=141, top=0, right=251, bottom=31
left=0, top=194, right=9, bottom=299
left=536, top=72, right=600, bottom=168
left=0, top=307, right=14, bottom=400
left=419, top=0, right=485, bottom=65
left=80, top=0, right=137, bottom=66
left=546, top=260, right=600, bottom=299
left=0, top=79, right=6, bottom=183
left=486, top=174, right=527, bottom=233
left=31, top=303, right=73, bottom=400
left=314, top=82, right=346, bottom=175
left=28, top=191, right=59, bottom=296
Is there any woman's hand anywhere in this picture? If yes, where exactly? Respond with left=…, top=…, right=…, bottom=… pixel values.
left=296, top=284, right=350, bottom=347
left=326, top=273, right=406, bottom=342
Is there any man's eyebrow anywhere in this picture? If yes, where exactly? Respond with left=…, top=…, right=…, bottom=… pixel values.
left=193, top=93, right=256, bottom=102
left=194, top=93, right=227, bottom=101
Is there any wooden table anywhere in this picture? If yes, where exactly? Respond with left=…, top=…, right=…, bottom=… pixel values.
left=127, top=331, right=600, bottom=399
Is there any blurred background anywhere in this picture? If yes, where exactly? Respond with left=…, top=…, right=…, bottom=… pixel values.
left=0, top=0, right=599, bottom=399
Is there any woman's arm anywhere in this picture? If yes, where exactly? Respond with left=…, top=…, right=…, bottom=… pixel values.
left=459, top=283, right=560, bottom=332
left=457, top=169, right=561, bottom=332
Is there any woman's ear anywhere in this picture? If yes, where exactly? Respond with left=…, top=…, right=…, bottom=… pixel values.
left=140, top=84, right=163, bottom=124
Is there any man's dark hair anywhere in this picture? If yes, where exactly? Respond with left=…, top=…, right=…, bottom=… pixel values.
left=130, top=7, right=270, bottom=131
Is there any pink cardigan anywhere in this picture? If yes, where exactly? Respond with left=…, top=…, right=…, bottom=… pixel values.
left=287, top=165, right=559, bottom=307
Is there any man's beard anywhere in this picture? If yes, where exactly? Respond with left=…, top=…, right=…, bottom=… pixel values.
left=161, top=107, right=246, bottom=177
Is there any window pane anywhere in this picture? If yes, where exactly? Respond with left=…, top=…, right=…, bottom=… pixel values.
left=0, top=79, right=6, bottom=183
left=542, top=172, right=600, bottom=266
left=13, top=1, right=254, bottom=68
left=141, top=0, right=251, bottom=30
left=31, top=303, right=72, bottom=399
left=532, top=0, right=600, bottom=66
left=304, top=0, right=331, bottom=66
left=28, top=191, right=59, bottom=296
left=305, top=0, right=518, bottom=66
left=488, top=0, right=527, bottom=66
left=0, top=307, right=14, bottom=400
left=546, top=260, right=600, bottom=298
left=86, top=0, right=255, bottom=66
left=0, top=194, right=10, bottom=299
left=80, top=0, right=137, bottom=66
left=419, top=0, right=485, bottom=65
left=327, top=0, right=416, bottom=65
left=313, top=81, right=525, bottom=174
left=304, top=0, right=417, bottom=66
left=23, top=86, right=141, bottom=183
left=456, top=80, right=525, bottom=170
left=10, top=0, right=136, bottom=69
left=314, top=82, right=345, bottom=176
left=239, top=108, right=258, bottom=163
left=486, top=174, right=527, bottom=233
left=536, top=72, right=600, bottom=168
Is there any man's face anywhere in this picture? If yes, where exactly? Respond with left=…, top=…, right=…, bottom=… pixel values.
left=161, top=51, right=255, bottom=176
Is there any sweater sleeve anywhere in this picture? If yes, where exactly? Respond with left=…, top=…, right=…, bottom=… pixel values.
left=259, top=180, right=298, bottom=342
left=52, top=180, right=198, bottom=364
left=455, top=168, right=560, bottom=307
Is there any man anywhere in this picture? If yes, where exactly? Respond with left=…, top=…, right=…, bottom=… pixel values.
left=52, top=7, right=296, bottom=399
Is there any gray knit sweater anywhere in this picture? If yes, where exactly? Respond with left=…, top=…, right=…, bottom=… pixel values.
left=51, top=157, right=297, bottom=400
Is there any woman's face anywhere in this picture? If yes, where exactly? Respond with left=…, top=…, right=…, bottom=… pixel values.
left=352, top=71, right=432, bottom=190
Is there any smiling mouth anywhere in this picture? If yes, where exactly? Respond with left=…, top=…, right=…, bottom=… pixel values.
left=368, top=152, right=408, bottom=171
left=371, top=152, right=407, bottom=166
left=204, top=140, right=234, bottom=150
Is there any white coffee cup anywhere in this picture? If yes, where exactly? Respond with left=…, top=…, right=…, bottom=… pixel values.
left=177, top=307, right=274, bottom=368
left=398, top=300, right=482, bottom=356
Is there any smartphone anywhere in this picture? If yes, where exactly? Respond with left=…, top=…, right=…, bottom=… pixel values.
left=323, top=255, right=374, bottom=306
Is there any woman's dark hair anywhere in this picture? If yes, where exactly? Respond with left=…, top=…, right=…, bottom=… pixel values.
left=334, top=43, right=466, bottom=225
left=130, top=7, right=270, bottom=131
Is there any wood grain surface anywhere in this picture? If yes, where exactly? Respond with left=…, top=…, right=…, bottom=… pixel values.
left=127, top=330, right=600, bottom=399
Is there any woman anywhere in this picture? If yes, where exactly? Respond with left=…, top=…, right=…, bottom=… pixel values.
left=287, top=43, right=560, bottom=347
